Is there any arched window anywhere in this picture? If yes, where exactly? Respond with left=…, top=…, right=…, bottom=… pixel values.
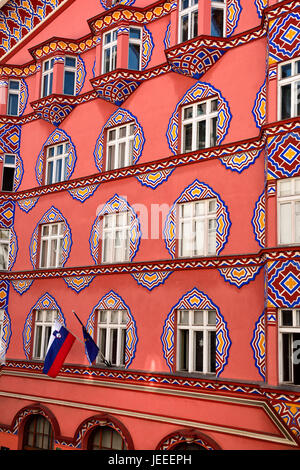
left=22, top=415, right=54, bottom=450
left=87, top=426, right=125, bottom=450
left=172, top=442, right=207, bottom=450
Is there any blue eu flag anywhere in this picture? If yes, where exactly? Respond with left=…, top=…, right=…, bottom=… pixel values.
left=82, top=326, right=99, bottom=364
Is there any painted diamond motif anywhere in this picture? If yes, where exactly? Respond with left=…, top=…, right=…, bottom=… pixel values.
left=280, top=272, right=300, bottom=295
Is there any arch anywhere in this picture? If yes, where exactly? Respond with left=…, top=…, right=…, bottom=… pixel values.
left=166, top=81, right=232, bottom=155
left=22, top=292, right=65, bottom=359
left=87, top=290, right=138, bottom=368
left=11, top=403, right=60, bottom=450
left=163, top=179, right=231, bottom=258
left=73, top=413, right=134, bottom=450
left=89, top=194, right=141, bottom=264
left=161, top=287, right=231, bottom=376
left=156, top=428, right=222, bottom=450
left=93, top=108, right=145, bottom=172
left=29, top=206, right=72, bottom=269
left=35, top=129, right=77, bottom=186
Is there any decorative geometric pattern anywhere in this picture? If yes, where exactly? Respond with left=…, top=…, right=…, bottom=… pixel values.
left=267, top=132, right=300, bottom=180
left=164, top=180, right=231, bottom=258
left=19, top=79, right=28, bottom=116
left=268, top=260, right=300, bottom=308
left=0, top=280, right=9, bottom=309
left=135, top=169, right=174, bottom=189
left=11, top=280, right=34, bottom=295
left=31, top=96, right=76, bottom=126
left=227, top=0, right=242, bottom=37
left=157, top=433, right=214, bottom=451
left=87, top=291, right=137, bottom=368
left=64, top=276, right=95, bottom=293
left=68, top=185, right=100, bottom=203
left=93, top=108, right=145, bottom=172
left=91, top=70, right=144, bottom=106
left=161, top=288, right=231, bottom=376
left=251, top=312, right=265, bottom=380
left=167, top=82, right=231, bottom=155
left=271, top=400, right=300, bottom=438
left=269, top=12, right=300, bottom=64
left=17, top=197, right=39, bottom=213
left=131, top=271, right=173, bottom=291
left=142, top=26, right=154, bottom=70
left=22, top=293, right=65, bottom=359
left=252, top=191, right=265, bottom=248
left=163, top=22, right=171, bottom=50
left=99, top=0, right=135, bottom=10
left=255, top=0, right=267, bottom=18
left=0, top=201, right=17, bottom=270
left=252, top=79, right=266, bottom=129
left=89, top=194, right=141, bottom=263
left=0, top=0, right=67, bottom=58
left=35, top=129, right=77, bottom=186
left=29, top=206, right=72, bottom=269
left=220, top=149, right=262, bottom=173
left=218, top=266, right=263, bottom=288
left=75, top=56, right=86, bottom=95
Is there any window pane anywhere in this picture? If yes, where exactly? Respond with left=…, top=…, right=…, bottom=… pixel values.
left=65, top=56, right=76, bottom=67
left=2, top=166, right=15, bottom=192
left=9, top=80, right=20, bottom=90
left=180, top=14, right=189, bottom=42
left=197, top=120, right=206, bottom=149
left=120, top=328, right=126, bottom=366
left=210, top=116, right=217, bottom=147
left=208, top=310, right=216, bottom=325
left=211, top=8, right=224, bottom=37
left=281, top=310, right=293, bottom=326
left=183, top=123, right=193, bottom=152
left=40, top=240, right=48, bottom=268
left=34, top=325, right=42, bottom=358
left=55, top=158, right=63, bottom=183
left=210, top=331, right=216, bottom=373
left=7, top=93, right=19, bottom=116
left=104, top=49, right=111, bottom=74
left=64, top=71, right=75, bottom=95
left=296, top=201, right=300, bottom=242
left=99, top=328, right=106, bottom=361
left=195, top=330, right=203, bottom=371
left=297, top=82, right=300, bottom=117
left=129, top=28, right=141, bottom=39
left=180, top=220, right=193, bottom=256
left=50, top=239, right=58, bottom=267
left=128, top=43, right=140, bottom=70
left=184, top=106, right=193, bottom=120
left=281, top=84, right=291, bottom=119
left=195, top=219, right=204, bottom=255
left=281, top=63, right=292, bottom=78
left=110, top=328, right=118, bottom=364
left=282, top=333, right=292, bottom=382
left=279, top=179, right=292, bottom=197
left=193, top=310, right=203, bottom=325
left=197, top=102, right=206, bottom=115
left=192, top=11, right=198, bottom=38
left=118, top=142, right=126, bottom=168
left=179, top=329, right=189, bottom=370
left=179, top=310, right=189, bottom=325
left=280, top=203, right=292, bottom=244
left=107, top=145, right=115, bottom=171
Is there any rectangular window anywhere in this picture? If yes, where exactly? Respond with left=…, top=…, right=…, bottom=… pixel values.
left=128, top=27, right=142, bottom=71
left=178, top=199, right=217, bottom=257
left=0, top=229, right=10, bottom=270
left=45, top=142, right=69, bottom=185
left=277, top=178, right=300, bottom=245
left=7, top=80, right=20, bottom=116
left=2, top=154, right=16, bottom=192
left=41, top=58, right=54, bottom=98
left=181, top=98, right=218, bottom=153
left=278, top=58, right=300, bottom=120
left=33, top=310, right=58, bottom=360
left=39, top=223, right=64, bottom=269
left=211, top=0, right=226, bottom=37
left=97, top=309, right=127, bottom=366
left=279, top=309, right=300, bottom=384
left=106, top=123, right=134, bottom=171
left=63, top=56, right=77, bottom=95
left=177, top=309, right=216, bottom=373
left=102, top=212, right=130, bottom=264
left=102, top=29, right=118, bottom=74
left=178, top=0, right=198, bottom=43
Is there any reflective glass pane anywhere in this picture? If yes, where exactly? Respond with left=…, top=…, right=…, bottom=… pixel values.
left=64, top=70, right=75, bottom=95
left=211, top=8, right=224, bottom=37
left=7, top=93, right=19, bottom=116
left=128, top=43, right=140, bottom=70
left=281, top=84, right=291, bottom=119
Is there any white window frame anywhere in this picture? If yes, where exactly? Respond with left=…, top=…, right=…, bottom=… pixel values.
left=106, top=122, right=135, bottom=171
left=178, top=198, right=217, bottom=258
left=97, top=309, right=127, bottom=366
left=101, top=212, right=130, bottom=264
left=39, top=222, right=64, bottom=269
left=45, top=142, right=69, bottom=185
left=63, top=55, right=77, bottom=96
left=128, top=27, right=142, bottom=71
left=181, top=97, right=218, bottom=153
left=178, top=0, right=198, bottom=43
left=278, top=57, right=300, bottom=121
left=32, top=309, right=58, bottom=360
left=102, top=29, right=118, bottom=74
left=0, top=229, right=10, bottom=270
left=7, top=79, right=20, bottom=116
left=1, top=153, right=16, bottom=192
left=277, top=177, right=300, bottom=246
left=211, top=0, right=227, bottom=37
left=177, top=309, right=216, bottom=374
left=41, top=58, right=54, bottom=98
left=279, top=308, right=300, bottom=384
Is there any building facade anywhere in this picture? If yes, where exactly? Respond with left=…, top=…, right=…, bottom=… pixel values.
left=0, top=0, right=300, bottom=451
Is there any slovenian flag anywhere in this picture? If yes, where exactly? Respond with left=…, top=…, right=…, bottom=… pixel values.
left=43, top=321, right=75, bottom=378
